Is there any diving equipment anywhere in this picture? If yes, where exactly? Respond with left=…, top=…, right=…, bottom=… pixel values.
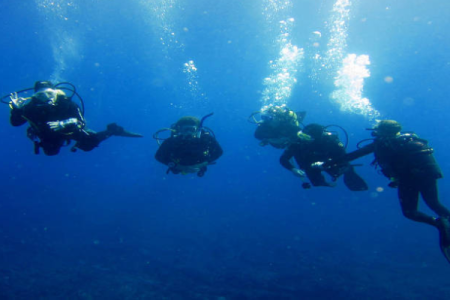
left=436, top=217, right=450, bottom=264
left=343, top=166, right=369, bottom=191
left=178, top=124, right=198, bottom=137
left=302, top=123, right=325, bottom=139
left=34, top=88, right=58, bottom=105
left=1, top=81, right=85, bottom=116
left=311, top=161, right=325, bottom=170
left=301, top=123, right=349, bottom=149
left=261, top=104, right=300, bottom=127
left=369, top=120, right=402, bottom=137
left=107, top=123, right=143, bottom=137
left=153, top=128, right=176, bottom=146
left=153, top=113, right=215, bottom=144
left=248, top=106, right=306, bottom=127
left=34, top=81, right=54, bottom=92
left=47, top=118, right=80, bottom=132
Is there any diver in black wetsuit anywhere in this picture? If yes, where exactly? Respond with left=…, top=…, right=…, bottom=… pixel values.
left=154, top=115, right=223, bottom=177
left=320, top=120, right=450, bottom=263
left=280, top=123, right=368, bottom=191
left=7, top=81, right=142, bottom=156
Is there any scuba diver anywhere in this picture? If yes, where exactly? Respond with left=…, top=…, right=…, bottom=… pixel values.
left=318, top=120, right=450, bottom=263
left=3, top=80, right=142, bottom=156
left=153, top=114, right=223, bottom=177
left=249, top=104, right=306, bottom=149
left=280, top=123, right=368, bottom=191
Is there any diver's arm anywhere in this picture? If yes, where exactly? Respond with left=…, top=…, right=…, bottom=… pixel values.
left=322, top=143, right=375, bottom=170
left=254, top=125, right=265, bottom=140
left=344, top=143, right=375, bottom=162
left=10, top=107, right=27, bottom=126
left=67, top=101, right=86, bottom=129
left=9, top=93, right=29, bottom=126
left=280, top=148, right=295, bottom=170
left=155, top=139, right=174, bottom=165
left=205, top=135, right=223, bottom=162
left=327, top=135, right=347, bottom=157
left=47, top=100, right=86, bottom=133
left=280, top=148, right=305, bottom=177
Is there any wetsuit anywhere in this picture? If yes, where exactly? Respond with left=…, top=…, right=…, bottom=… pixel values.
left=155, top=132, right=223, bottom=176
left=280, top=132, right=367, bottom=191
left=341, top=133, right=449, bottom=225
left=10, top=95, right=111, bottom=155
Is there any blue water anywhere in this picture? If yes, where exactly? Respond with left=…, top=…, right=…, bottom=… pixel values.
left=1, top=0, right=450, bottom=299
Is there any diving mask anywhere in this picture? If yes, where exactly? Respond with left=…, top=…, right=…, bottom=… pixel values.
left=178, top=125, right=198, bottom=137
left=368, top=128, right=397, bottom=138
left=261, top=113, right=273, bottom=122
left=34, top=88, right=58, bottom=105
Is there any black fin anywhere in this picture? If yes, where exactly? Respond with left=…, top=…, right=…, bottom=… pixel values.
left=437, top=218, right=450, bottom=263
left=107, top=123, right=143, bottom=138
left=343, top=167, right=368, bottom=191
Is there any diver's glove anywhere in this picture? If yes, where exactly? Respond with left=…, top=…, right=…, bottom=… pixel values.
left=197, top=166, right=207, bottom=177
left=47, top=118, right=81, bottom=132
left=291, top=168, right=306, bottom=177
left=388, top=178, right=399, bottom=188
left=302, top=182, right=311, bottom=189
left=9, top=92, right=28, bottom=109
left=311, top=161, right=325, bottom=170
left=167, top=162, right=180, bottom=174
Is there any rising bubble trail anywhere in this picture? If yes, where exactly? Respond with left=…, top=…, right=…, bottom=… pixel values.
left=260, top=0, right=304, bottom=109
left=35, top=0, right=80, bottom=82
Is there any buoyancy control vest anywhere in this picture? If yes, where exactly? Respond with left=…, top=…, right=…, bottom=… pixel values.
left=373, top=133, right=442, bottom=179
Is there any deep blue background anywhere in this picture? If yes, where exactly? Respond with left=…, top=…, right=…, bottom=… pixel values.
left=1, top=0, right=450, bottom=299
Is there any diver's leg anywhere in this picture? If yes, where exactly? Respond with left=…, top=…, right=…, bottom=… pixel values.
left=40, top=138, right=63, bottom=156
left=305, top=168, right=331, bottom=187
left=342, top=166, right=368, bottom=191
left=73, top=123, right=143, bottom=152
left=419, top=178, right=450, bottom=263
left=398, top=180, right=436, bottom=226
left=420, top=178, right=450, bottom=218
left=72, top=130, right=106, bottom=152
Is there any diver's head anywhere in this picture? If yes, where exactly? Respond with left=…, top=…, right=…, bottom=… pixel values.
left=33, top=81, right=60, bottom=105
left=261, top=105, right=298, bottom=126
left=260, top=105, right=278, bottom=123
left=34, top=81, right=54, bottom=92
left=302, top=123, right=325, bottom=139
left=260, top=112, right=274, bottom=122
left=174, top=116, right=201, bottom=138
left=371, top=120, right=402, bottom=137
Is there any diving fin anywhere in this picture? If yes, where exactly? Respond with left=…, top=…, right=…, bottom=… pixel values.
left=343, top=167, right=369, bottom=191
left=436, top=217, right=450, bottom=263
left=107, top=123, right=143, bottom=138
